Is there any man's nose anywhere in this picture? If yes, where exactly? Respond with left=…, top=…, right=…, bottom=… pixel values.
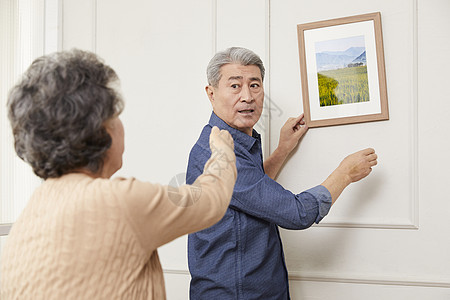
left=240, top=85, right=253, bottom=102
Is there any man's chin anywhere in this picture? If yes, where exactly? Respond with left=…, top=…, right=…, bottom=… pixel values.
left=233, top=119, right=260, bottom=133
left=236, top=115, right=260, bottom=126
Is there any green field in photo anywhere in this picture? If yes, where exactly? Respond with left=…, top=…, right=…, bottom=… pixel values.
left=318, top=66, right=369, bottom=107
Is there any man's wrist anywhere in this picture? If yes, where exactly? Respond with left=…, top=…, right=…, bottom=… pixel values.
left=273, top=145, right=290, bottom=162
left=332, top=168, right=353, bottom=187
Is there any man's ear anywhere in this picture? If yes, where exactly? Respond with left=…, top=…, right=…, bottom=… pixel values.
left=205, top=85, right=215, bottom=103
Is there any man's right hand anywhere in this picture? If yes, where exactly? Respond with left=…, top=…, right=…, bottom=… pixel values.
left=321, top=148, right=378, bottom=205
left=337, top=148, right=378, bottom=184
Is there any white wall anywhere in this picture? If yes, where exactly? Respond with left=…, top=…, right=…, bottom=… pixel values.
left=61, top=0, right=450, bottom=299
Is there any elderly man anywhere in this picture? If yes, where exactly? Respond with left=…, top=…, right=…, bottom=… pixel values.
left=186, top=47, right=377, bottom=299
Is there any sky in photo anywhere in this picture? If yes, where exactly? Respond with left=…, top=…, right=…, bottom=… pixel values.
left=315, top=35, right=365, bottom=53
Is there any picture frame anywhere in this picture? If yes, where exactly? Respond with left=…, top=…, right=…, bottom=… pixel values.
left=297, top=12, right=389, bottom=128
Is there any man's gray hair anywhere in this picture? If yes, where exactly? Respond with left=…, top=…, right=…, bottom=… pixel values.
left=206, top=47, right=265, bottom=87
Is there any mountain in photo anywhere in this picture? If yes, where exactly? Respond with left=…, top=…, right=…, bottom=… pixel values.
left=316, top=47, right=365, bottom=71
left=322, top=47, right=365, bottom=57
left=352, top=51, right=366, bottom=64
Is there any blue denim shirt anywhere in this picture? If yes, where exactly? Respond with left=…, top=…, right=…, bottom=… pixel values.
left=187, top=112, right=332, bottom=299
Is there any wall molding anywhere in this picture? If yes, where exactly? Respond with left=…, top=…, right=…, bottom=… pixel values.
left=211, top=0, right=217, bottom=55
left=92, top=0, right=97, bottom=52
left=163, top=269, right=190, bottom=276
left=315, top=221, right=418, bottom=230
left=262, top=0, right=271, bottom=160
left=410, top=0, right=419, bottom=230
left=288, top=271, right=450, bottom=289
left=0, top=224, right=12, bottom=236
left=163, top=268, right=450, bottom=289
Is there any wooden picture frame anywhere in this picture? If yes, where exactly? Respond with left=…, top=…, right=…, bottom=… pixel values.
left=297, top=12, right=389, bottom=128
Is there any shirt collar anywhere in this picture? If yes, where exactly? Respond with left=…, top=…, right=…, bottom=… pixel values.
left=208, top=112, right=260, bottom=151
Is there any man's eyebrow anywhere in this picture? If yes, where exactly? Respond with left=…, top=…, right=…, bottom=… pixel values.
left=227, top=76, right=262, bottom=82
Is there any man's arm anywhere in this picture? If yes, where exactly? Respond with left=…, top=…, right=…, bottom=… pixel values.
left=228, top=148, right=377, bottom=229
left=321, top=148, right=378, bottom=205
left=264, top=115, right=377, bottom=205
left=263, top=114, right=308, bottom=179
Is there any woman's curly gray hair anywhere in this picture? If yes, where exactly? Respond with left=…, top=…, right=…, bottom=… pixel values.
left=7, top=49, right=124, bottom=179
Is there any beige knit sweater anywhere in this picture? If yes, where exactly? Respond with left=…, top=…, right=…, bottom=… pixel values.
left=0, top=150, right=236, bottom=299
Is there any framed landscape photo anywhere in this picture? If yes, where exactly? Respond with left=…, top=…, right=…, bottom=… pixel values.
left=297, top=12, right=389, bottom=127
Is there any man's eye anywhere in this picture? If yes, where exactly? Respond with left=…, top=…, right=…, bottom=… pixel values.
left=231, top=84, right=240, bottom=89
left=251, top=83, right=260, bottom=88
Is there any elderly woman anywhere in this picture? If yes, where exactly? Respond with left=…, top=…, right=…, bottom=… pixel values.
left=0, top=49, right=237, bottom=299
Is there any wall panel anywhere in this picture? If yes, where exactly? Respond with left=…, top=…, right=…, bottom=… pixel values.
left=271, top=0, right=417, bottom=229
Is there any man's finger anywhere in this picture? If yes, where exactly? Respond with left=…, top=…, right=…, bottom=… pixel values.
left=294, top=124, right=308, bottom=136
left=287, top=114, right=304, bottom=126
left=361, top=148, right=375, bottom=155
left=293, top=114, right=304, bottom=124
left=367, top=153, right=378, bottom=161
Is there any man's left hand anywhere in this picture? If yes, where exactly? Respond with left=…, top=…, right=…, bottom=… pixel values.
left=277, top=114, right=308, bottom=156
left=264, top=114, right=308, bottom=179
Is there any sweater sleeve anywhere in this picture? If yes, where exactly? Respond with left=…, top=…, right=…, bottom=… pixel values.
left=113, top=145, right=237, bottom=252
